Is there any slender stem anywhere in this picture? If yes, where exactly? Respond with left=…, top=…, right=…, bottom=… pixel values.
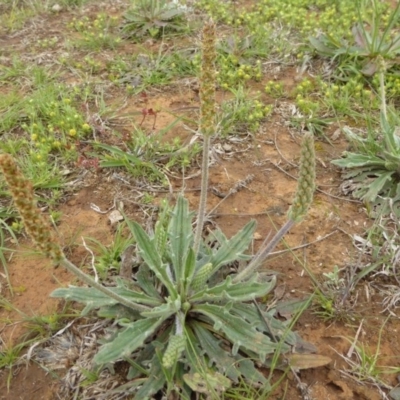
left=193, top=135, right=211, bottom=253
left=59, top=257, right=150, bottom=312
left=233, top=220, right=296, bottom=283
left=379, top=67, right=387, bottom=121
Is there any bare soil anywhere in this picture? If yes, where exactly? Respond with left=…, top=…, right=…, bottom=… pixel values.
left=1, top=2, right=399, bottom=399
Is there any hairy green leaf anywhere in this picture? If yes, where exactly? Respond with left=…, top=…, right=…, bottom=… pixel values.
left=168, top=196, right=193, bottom=286
left=141, top=296, right=181, bottom=318
left=51, top=285, right=160, bottom=314
left=208, top=220, right=256, bottom=277
left=190, top=275, right=275, bottom=303
left=94, top=317, right=164, bottom=364
left=332, top=153, right=386, bottom=168
left=193, top=303, right=287, bottom=360
left=130, top=221, right=177, bottom=297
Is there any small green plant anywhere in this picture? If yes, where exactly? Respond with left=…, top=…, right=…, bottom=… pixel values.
left=309, top=0, right=400, bottom=79
left=0, top=338, right=37, bottom=390
left=24, top=307, right=76, bottom=338
left=104, top=46, right=198, bottom=93
left=85, top=224, right=133, bottom=279
left=0, top=3, right=39, bottom=33
left=36, top=37, right=59, bottom=49
left=341, top=318, right=399, bottom=391
left=312, top=265, right=350, bottom=322
left=322, top=78, right=378, bottom=118
left=265, top=80, right=284, bottom=98
left=218, top=86, right=272, bottom=135
left=121, top=0, right=189, bottom=39
left=68, top=14, right=120, bottom=50
left=332, top=112, right=400, bottom=218
left=322, top=265, right=345, bottom=289
left=0, top=82, right=95, bottom=197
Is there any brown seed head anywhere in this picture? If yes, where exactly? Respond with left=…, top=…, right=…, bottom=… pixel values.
left=0, top=154, right=63, bottom=262
left=199, top=20, right=216, bottom=137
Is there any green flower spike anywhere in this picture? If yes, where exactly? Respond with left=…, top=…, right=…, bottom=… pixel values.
left=288, top=132, right=316, bottom=223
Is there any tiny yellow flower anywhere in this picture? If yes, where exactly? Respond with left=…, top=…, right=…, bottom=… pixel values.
left=82, top=123, right=91, bottom=131
left=69, top=129, right=77, bottom=136
left=31, top=134, right=38, bottom=141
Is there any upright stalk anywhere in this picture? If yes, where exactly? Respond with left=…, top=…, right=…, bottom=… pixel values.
left=194, top=135, right=211, bottom=253
left=233, top=132, right=316, bottom=283
left=233, top=220, right=295, bottom=283
left=193, top=20, right=217, bottom=253
left=58, top=257, right=150, bottom=312
left=378, top=56, right=387, bottom=121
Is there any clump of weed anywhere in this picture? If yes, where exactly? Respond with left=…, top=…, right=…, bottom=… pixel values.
left=218, top=86, right=272, bottom=135
left=68, top=13, right=120, bottom=50
left=121, top=0, right=190, bottom=39
left=20, top=87, right=91, bottom=164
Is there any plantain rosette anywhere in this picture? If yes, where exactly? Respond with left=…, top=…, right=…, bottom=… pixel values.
left=52, top=196, right=310, bottom=398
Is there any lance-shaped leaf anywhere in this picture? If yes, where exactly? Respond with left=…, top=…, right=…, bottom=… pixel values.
left=236, top=358, right=270, bottom=388
left=231, top=302, right=297, bottom=346
left=285, top=353, right=331, bottom=370
left=167, top=196, right=193, bottom=285
left=134, top=352, right=166, bottom=400
left=332, top=153, right=386, bottom=168
left=190, top=275, right=276, bottom=303
left=130, top=221, right=177, bottom=298
left=208, top=220, right=256, bottom=277
left=182, top=247, right=196, bottom=294
left=94, top=317, right=164, bottom=364
left=192, top=322, right=241, bottom=381
left=140, top=296, right=181, bottom=319
left=136, top=266, right=163, bottom=300
left=192, top=322, right=269, bottom=387
left=183, top=371, right=231, bottom=394
left=97, top=304, right=141, bottom=321
left=361, top=170, right=395, bottom=202
left=51, top=285, right=159, bottom=314
left=193, top=303, right=288, bottom=360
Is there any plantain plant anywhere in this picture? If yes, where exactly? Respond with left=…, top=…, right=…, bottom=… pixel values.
left=121, top=0, right=189, bottom=39
left=309, top=0, right=400, bottom=79
left=0, top=20, right=317, bottom=399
